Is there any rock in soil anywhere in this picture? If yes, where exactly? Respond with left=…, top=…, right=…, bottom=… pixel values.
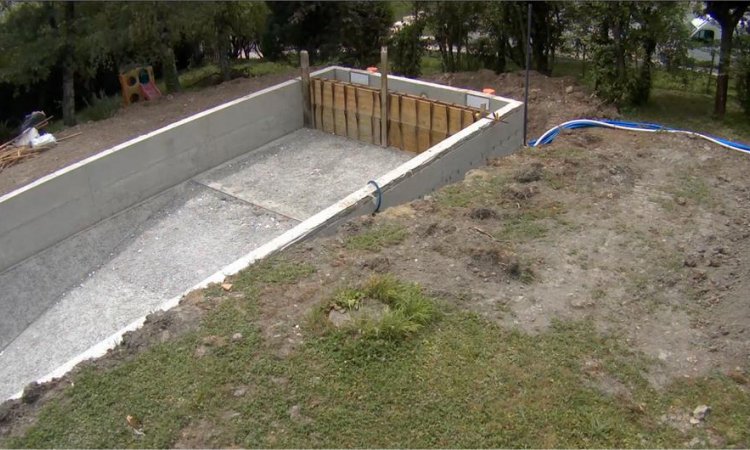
left=690, top=404, right=711, bottom=424
left=514, top=163, right=544, bottom=183
left=469, top=208, right=497, bottom=220
left=20, top=382, right=44, bottom=405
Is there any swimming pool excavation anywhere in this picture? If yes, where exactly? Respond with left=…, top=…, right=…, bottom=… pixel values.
left=0, top=49, right=523, bottom=400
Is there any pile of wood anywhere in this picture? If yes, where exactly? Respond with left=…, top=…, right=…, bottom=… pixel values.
left=0, top=113, right=80, bottom=173
left=0, top=143, right=52, bottom=171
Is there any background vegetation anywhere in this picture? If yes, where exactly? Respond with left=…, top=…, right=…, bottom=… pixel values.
left=0, top=1, right=748, bottom=137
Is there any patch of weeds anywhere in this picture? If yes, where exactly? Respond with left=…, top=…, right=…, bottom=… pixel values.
left=532, top=146, right=587, bottom=161
left=543, top=171, right=567, bottom=190
left=332, top=287, right=365, bottom=310
left=345, top=223, right=408, bottom=251
left=180, top=64, right=221, bottom=89
left=77, top=91, right=120, bottom=122
left=658, top=374, right=750, bottom=447
left=673, top=174, right=711, bottom=206
left=435, top=175, right=508, bottom=209
left=591, top=288, right=607, bottom=301
left=469, top=247, right=537, bottom=284
left=317, top=276, right=439, bottom=362
left=494, top=202, right=565, bottom=241
left=349, top=275, right=437, bottom=341
left=241, top=61, right=294, bottom=77
left=232, top=257, right=315, bottom=295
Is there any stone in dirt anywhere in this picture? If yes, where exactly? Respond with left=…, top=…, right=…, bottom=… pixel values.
left=690, top=404, right=710, bottom=424
left=20, top=382, right=44, bottom=404
left=469, top=208, right=497, bottom=220
left=514, top=163, right=544, bottom=183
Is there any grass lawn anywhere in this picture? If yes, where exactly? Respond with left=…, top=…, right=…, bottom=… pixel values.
left=4, top=257, right=748, bottom=448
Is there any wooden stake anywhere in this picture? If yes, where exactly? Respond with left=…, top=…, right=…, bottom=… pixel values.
left=380, top=47, right=388, bottom=148
left=300, top=51, right=311, bottom=128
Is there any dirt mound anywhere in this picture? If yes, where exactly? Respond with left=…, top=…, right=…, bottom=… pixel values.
left=422, top=69, right=618, bottom=139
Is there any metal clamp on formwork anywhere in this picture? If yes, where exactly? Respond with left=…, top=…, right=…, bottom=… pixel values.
left=367, top=180, right=383, bottom=214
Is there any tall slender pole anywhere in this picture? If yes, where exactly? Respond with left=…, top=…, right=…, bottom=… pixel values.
left=300, top=50, right=311, bottom=128
left=523, top=2, right=532, bottom=146
left=380, top=46, right=389, bottom=148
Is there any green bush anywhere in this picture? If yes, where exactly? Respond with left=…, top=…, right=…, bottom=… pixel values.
left=77, top=91, right=120, bottom=122
left=389, top=21, right=425, bottom=78
left=735, top=35, right=750, bottom=116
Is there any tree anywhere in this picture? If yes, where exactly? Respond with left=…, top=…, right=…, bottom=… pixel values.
left=479, top=1, right=566, bottom=75
left=201, top=2, right=268, bottom=81
left=578, top=1, right=687, bottom=106
left=0, top=2, right=112, bottom=125
left=630, top=2, right=689, bottom=105
left=736, top=33, right=750, bottom=115
left=390, top=20, right=425, bottom=77
left=704, top=1, right=750, bottom=117
left=425, top=1, right=484, bottom=72
left=339, top=2, right=393, bottom=67
left=261, top=2, right=343, bottom=63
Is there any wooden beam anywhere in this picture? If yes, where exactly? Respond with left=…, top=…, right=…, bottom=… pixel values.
left=388, top=93, right=402, bottom=150
left=431, top=104, right=448, bottom=145
left=322, top=80, right=334, bottom=133
left=345, top=85, right=358, bottom=140
left=312, top=78, right=323, bottom=130
left=380, top=47, right=388, bottom=147
left=448, top=106, right=463, bottom=135
left=356, top=88, right=374, bottom=144
left=417, top=99, right=431, bottom=152
left=333, top=82, right=347, bottom=136
left=400, top=96, right=418, bottom=152
left=300, top=51, right=311, bottom=128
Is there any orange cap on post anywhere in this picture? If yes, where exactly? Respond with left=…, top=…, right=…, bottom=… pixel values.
left=482, top=88, right=496, bottom=95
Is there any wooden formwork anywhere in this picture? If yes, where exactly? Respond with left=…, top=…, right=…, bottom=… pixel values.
left=310, top=77, right=483, bottom=153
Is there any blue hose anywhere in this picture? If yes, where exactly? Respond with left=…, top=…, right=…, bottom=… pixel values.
left=368, top=180, right=383, bottom=213
left=528, top=119, right=750, bottom=155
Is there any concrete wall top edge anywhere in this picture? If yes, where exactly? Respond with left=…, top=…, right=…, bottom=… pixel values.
left=327, top=65, right=523, bottom=111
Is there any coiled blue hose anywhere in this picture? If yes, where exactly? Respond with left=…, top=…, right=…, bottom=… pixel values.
left=528, top=119, right=750, bottom=155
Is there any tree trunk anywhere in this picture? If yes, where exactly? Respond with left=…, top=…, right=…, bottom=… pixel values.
left=219, top=41, right=231, bottom=82
left=61, top=2, right=76, bottom=126
left=706, top=1, right=750, bottom=117
left=714, top=27, right=733, bottom=117
left=161, top=44, right=181, bottom=93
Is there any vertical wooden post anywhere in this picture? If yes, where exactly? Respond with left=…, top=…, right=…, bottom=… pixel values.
left=380, top=47, right=388, bottom=147
left=300, top=50, right=311, bottom=128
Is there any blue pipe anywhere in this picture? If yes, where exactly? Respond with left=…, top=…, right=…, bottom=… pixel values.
left=529, top=119, right=750, bottom=155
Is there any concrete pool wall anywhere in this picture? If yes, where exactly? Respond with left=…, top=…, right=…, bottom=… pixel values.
left=0, top=66, right=523, bottom=399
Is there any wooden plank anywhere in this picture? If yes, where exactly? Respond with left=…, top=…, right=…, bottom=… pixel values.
left=431, top=104, right=448, bottom=145
left=388, top=94, right=402, bottom=150
left=400, top=96, right=418, bottom=153
left=345, top=85, right=358, bottom=140
left=322, top=80, right=334, bottom=133
left=417, top=99, right=431, bottom=152
left=333, top=82, right=347, bottom=136
left=462, top=109, right=475, bottom=128
left=448, top=106, right=463, bottom=135
left=372, top=93, right=382, bottom=146
left=380, top=47, right=388, bottom=147
left=312, top=79, right=323, bottom=130
left=300, top=51, right=311, bottom=128
left=356, top=88, right=374, bottom=144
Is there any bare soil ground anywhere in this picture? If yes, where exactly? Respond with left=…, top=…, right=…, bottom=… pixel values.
left=0, top=69, right=299, bottom=196
left=2, top=69, right=749, bottom=447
